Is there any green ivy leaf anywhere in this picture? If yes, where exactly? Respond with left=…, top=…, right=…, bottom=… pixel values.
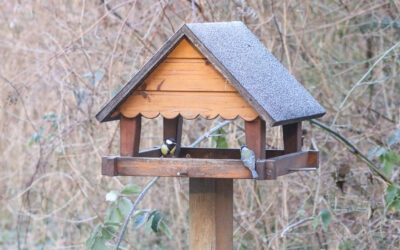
left=105, top=202, right=122, bottom=225
left=388, top=200, right=400, bottom=212
left=375, top=147, right=386, bottom=157
left=319, top=210, right=331, bottom=231
left=121, top=184, right=141, bottom=195
left=86, top=223, right=102, bottom=249
left=159, top=220, right=173, bottom=239
left=103, top=221, right=120, bottom=227
left=85, top=223, right=109, bottom=250
left=382, top=159, right=394, bottom=176
left=385, top=185, right=398, bottom=205
left=380, top=150, right=400, bottom=176
left=133, top=210, right=149, bottom=229
left=148, top=211, right=164, bottom=233
left=385, top=185, right=400, bottom=213
left=339, top=241, right=355, bottom=250
left=91, top=237, right=106, bottom=250
left=28, top=127, right=43, bottom=146
left=312, top=216, right=319, bottom=230
left=101, top=227, right=114, bottom=241
left=386, top=150, right=400, bottom=163
left=213, top=128, right=228, bottom=148
left=118, top=197, right=133, bottom=219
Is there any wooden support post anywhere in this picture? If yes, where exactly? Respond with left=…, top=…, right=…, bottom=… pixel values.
left=163, top=116, right=183, bottom=156
left=189, top=178, right=233, bottom=250
left=245, top=118, right=266, bottom=178
left=282, top=122, right=302, bottom=154
left=187, top=115, right=232, bottom=249
left=120, top=115, right=141, bottom=156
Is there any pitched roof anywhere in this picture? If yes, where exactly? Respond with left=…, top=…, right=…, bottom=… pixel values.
left=96, top=21, right=325, bottom=126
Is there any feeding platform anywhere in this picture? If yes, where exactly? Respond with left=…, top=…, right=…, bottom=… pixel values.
left=96, top=21, right=325, bottom=249
left=102, top=148, right=319, bottom=179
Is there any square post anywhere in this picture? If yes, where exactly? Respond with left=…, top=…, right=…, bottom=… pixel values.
left=120, top=115, right=141, bottom=156
left=245, top=118, right=266, bottom=178
left=282, top=122, right=302, bottom=154
left=189, top=178, right=233, bottom=250
left=189, top=118, right=233, bottom=250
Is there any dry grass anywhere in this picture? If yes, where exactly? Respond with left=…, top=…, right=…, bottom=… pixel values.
left=1, top=0, right=400, bottom=249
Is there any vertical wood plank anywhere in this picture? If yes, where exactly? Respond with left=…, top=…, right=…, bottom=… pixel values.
left=215, top=179, right=233, bottom=249
left=245, top=118, right=266, bottom=178
left=163, top=115, right=183, bottom=156
left=120, top=115, right=141, bottom=156
left=282, top=122, right=302, bottom=154
left=189, top=178, right=233, bottom=250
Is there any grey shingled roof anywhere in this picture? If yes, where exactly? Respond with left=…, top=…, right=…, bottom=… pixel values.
left=96, top=21, right=325, bottom=126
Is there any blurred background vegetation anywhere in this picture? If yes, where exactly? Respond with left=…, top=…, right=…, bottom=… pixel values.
left=1, top=0, right=400, bottom=249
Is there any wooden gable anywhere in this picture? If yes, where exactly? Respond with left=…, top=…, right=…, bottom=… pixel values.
left=117, top=39, right=259, bottom=121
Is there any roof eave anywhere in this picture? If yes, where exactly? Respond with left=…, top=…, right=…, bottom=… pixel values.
left=271, top=110, right=326, bottom=126
left=95, top=24, right=188, bottom=122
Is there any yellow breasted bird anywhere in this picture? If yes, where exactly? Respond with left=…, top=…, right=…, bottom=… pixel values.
left=161, top=138, right=177, bottom=156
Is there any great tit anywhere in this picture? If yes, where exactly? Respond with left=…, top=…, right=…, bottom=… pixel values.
left=240, top=145, right=258, bottom=179
left=161, top=138, right=177, bottom=156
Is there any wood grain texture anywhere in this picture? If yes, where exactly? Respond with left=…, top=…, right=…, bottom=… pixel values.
left=271, top=151, right=318, bottom=177
left=137, top=147, right=285, bottom=159
left=245, top=118, right=266, bottom=178
left=181, top=148, right=285, bottom=159
left=116, top=157, right=253, bottom=178
left=120, top=115, right=141, bottom=156
left=101, top=151, right=319, bottom=179
left=189, top=178, right=233, bottom=250
left=283, top=122, right=302, bottom=154
left=163, top=116, right=183, bottom=156
left=138, top=148, right=161, bottom=157
left=102, top=156, right=117, bottom=176
left=139, top=58, right=236, bottom=92
left=120, top=91, right=258, bottom=120
left=167, top=38, right=205, bottom=58
left=116, top=38, right=258, bottom=121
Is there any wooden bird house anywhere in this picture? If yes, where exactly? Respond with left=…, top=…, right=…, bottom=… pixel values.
left=96, top=22, right=325, bottom=249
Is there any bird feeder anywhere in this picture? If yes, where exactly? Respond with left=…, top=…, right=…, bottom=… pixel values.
left=96, top=22, right=325, bottom=249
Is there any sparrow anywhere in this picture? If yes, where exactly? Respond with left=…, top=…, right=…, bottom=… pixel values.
left=240, top=145, right=258, bottom=179
left=161, top=138, right=177, bottom=156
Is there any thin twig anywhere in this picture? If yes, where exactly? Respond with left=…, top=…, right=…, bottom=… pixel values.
left=190, top=120, right=233, bottom=147
left=271, top=1, right=285, bottom=62
left=310, top=119, right=394, bottom=186
left=114, top=176, right=159, bottom=249
left=280, top=217, right=314, bottom=237
left=114, top=120, right=234, bottom=249
left=332, top=40, right=400, bottom=125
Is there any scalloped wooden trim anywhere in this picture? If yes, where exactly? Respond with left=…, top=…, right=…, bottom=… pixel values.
left=119, top=111, right=258, bottom=121
left=119, top=90, right=259, bottom=121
